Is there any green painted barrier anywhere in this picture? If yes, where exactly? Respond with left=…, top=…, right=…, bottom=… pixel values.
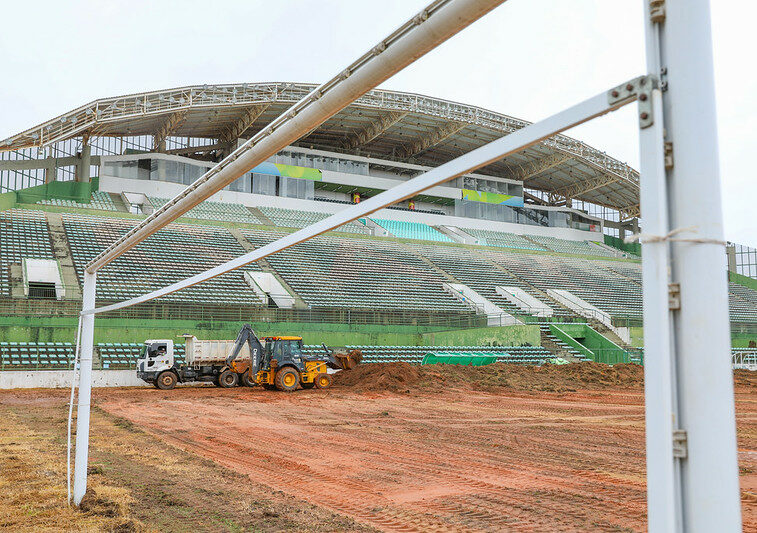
left=421, top=352, right=498, bottom=366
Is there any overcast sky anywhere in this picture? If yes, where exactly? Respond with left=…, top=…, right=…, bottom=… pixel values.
left=1, top=1, right=754, bottom=246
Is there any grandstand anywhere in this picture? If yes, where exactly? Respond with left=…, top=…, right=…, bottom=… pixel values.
left=259, top=206, right=371, bottom=234
left=148, top=196, right=261, bottom=224
left=0, top=80, right=754, bottom=374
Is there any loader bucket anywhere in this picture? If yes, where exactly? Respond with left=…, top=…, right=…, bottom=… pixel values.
left=332, top=349, right=363, bottom=370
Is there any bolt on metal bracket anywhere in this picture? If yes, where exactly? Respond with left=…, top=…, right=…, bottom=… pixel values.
left=607, top=76, right=657, bottom=129
left=672, top=429, right=688, bottom=458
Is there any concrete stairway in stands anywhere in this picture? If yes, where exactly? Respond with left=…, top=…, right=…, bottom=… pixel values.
left=108, top=193, right=131, bottom=213
left=228, top=227, right=309, bottom=309
left=45, top=212, right=82, bottom=300
left=248, top=206, right=274, bottom=226
left=538, top=324, right=584, bottom=360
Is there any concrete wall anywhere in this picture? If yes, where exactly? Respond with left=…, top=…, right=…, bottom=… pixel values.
left=0, top=369, right=148, bottom=389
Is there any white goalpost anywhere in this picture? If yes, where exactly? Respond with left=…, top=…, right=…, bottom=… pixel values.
left=69, top=1, right=741, bottom=531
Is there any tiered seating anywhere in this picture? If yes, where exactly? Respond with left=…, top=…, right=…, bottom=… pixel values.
left=344, top=345, right=556, bottom=365
left=463, top=228, right=546, bottom=251
left=149, top=197, right=260, bottom=224
left=525, top=234, right=617, bottom=257
left=37, top=191, right=117, bottom=211
left=0, top=209, right=55, bottom=296
left=409, top=242, right=574, bottom=318
left=62, top=213, right=263, bottom=304
left=372, top=218, right=452, bottom=242
left=242, top=228, right=468, bottom=312
left=259, top=206, right=370, bottom=234
left=729, top=283, right=757, bottom=323
left=98, top=342, right=185, bottom=368
left=485, top=251, right=644, bottom=320
left=0, top=342, right=74, bottom=369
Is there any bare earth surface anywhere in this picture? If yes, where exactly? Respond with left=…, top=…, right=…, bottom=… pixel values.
left=1, top=363, right=755, bottom=532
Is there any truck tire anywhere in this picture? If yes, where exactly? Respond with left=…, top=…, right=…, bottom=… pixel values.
left=274, top=367, right=300, bottom=392
left=314, top=373, right=332, bottom=390
left=156, top=371, right=177, bottom=390
left=241, top=370, right=256, bottom=387
left=218, top=369, right=238, bottom=388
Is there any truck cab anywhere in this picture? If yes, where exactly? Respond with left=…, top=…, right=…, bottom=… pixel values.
left=136, top=339, right=175, bottom=383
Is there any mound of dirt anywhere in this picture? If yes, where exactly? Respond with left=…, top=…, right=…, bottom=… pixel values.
left=332, top=361, right=645, bottom=393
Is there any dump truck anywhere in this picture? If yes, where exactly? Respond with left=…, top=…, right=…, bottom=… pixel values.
left=136, top=324, right=360, bottom=391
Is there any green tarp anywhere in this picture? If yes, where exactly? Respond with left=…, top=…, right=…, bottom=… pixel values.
left=421, top=351, right=498, bottom=366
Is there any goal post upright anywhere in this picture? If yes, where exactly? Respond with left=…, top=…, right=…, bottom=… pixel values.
left=72, top=271, right=96, bottom=506
left=648, top=1, right=742, bottom=531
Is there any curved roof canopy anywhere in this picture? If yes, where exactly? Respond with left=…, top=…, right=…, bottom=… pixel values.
left=0, top=82, right=639, bottom=217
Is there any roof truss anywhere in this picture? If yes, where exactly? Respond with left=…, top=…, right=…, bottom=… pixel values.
left=153, top=111, right=188, bottom=151
left=341, top=110, right=408, bottom=150
left=502, top=152, right=573, bottom=182
left=219, top=103, right=270, bottom=144
left=395, top=121, right=466, bottom=159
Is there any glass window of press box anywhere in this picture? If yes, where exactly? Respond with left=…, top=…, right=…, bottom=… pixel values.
left=102, top=157, right=312, bottom=199
left=275, top=151, right=369, bottom=176
left=455, top=200, right=599, bottom=232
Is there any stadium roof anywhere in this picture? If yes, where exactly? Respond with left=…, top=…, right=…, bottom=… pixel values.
left=0, top=82, right=639, bottom=218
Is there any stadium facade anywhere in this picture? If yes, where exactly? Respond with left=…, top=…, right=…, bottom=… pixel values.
left=0, top=82, right=755, bottom=371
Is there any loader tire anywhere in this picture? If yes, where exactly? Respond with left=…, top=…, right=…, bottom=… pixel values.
left=218, top=369, right=238, bottom=388
left=314, top=373, right=332, bottom=390
left=241, top=370, right=256, bottom=388
left=275, top=367, right=299, bottom=392
left=155, top=371, right=177, bottom=390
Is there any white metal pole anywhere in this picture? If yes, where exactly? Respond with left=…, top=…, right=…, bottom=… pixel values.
left=73, top=271, right=96, bottom=506
left=640, top=5, right=679, bottom=531
left=661, top=1, right=742, bottom=530
left=85, top=0, right=507, bottom=273
left=637, top=88, right=677, bottom=532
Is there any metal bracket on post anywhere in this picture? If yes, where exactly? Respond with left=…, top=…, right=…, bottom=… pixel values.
left=649, top=0, right=666, bottom=23
left=607, top=76, right=657, bottom=128
left=664, top=142, right=674, bottom=170
left=668, top=282, right=681, bottom=310
left=672, top=429, right=688, bottom=458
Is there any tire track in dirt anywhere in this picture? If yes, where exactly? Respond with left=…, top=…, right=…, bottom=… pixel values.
left=97, top=385, right=755, bottom=532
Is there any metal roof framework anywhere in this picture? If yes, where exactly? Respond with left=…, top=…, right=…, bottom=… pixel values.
left=1, top=82, right=640, bottom=218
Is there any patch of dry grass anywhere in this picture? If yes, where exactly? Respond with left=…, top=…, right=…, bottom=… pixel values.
left=0, top=408, right=141, bottom=532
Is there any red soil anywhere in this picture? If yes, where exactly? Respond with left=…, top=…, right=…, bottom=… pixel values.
left=91, top=366, right=757, bottom=532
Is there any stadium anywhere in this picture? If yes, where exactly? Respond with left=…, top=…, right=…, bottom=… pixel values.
left=0, top=1, right=755, bottom=531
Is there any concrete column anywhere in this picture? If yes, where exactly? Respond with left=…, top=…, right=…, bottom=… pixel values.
left=44, top=158, right=56, bottom=184
left=75, top=146, right=91, bottom=183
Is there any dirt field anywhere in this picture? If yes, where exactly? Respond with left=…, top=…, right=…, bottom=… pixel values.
left=1, top=363, right=756, bottom=532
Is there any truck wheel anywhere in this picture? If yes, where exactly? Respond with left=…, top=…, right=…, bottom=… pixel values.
left=314, top=373, right=332, bottom=390
left=241, top=370, right=256, bottom=387
left=218, top=369, right=238, bottom=388
left=156, top=371, right=177, bottom=390
left=274, top=367, right=300, bottom=392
